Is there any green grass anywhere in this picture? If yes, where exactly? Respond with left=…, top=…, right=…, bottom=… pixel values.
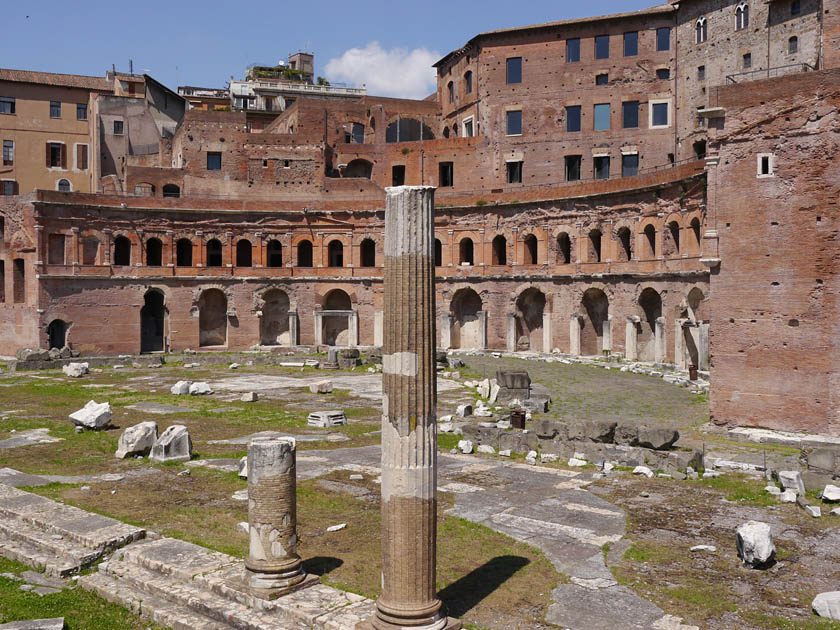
left=623, top=541, right=678, bottom=564
left=696, top=473, right=779, bottom=507
left=438, top=433, right=461, bottom=451
left=741, top=611, right=840, bottom=629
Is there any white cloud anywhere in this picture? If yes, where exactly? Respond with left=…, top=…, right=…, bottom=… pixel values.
left=324, top=42, right=440, bottom=100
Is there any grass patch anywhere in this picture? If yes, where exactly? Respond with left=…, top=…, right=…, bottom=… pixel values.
left=741, top=611, right=840, bottom=629
left=438, top=433, right=461, bottom=451
left=696, top=473, right=778, bottom=507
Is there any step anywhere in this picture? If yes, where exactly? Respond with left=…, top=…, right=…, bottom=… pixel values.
left=0, top=518, right=101, bottom=576
left=0, top=535, right=80, bottom=578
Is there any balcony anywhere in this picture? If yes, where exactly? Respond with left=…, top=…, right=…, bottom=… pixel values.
left=726, top=62, right=816, bottom=84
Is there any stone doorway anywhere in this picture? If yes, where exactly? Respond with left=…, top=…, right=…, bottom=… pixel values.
left=515, top=288, right=546, bottom=351
left=141, top=291, right=166, bottom=353
left=47, top=319, right=68, bottom=350
left=260, top=289, right=291, bottom=346
left=451, top=288, right=483, bottom=349
left=637, top=288, right=661, bottom=362
left=199, top=289, right=228, bottom=347
left=322, top=290, right=352, bottom=346
left=581, top=288, right=608, bottom=356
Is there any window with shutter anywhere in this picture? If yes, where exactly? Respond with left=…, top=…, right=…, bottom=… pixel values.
left=77, top=144, right=88, bottom=170
left=60, top=143, right=67, bottom=169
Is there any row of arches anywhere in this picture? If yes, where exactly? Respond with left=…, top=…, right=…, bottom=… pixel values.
left=134, top=183, right=180, bottom=198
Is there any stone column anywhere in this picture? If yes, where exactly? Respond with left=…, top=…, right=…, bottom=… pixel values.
left=602, top=315, right=612, bottom=354
left=542, top=312, right=552, bottom=354
left=506, top=313, right=517, bottom=353
left=366, top=186, right=458, bottom=630
left=625, top=316, right=640, bottom=361
left=35, top=225, right=44, bottom=266
left=654, top=317, right=666, bottom=364
left=699, top=323, right=710, bottom=371
left=70, top=227, right=80, bottom=267
left=242, top=437, right=307, bottom=598
left=349, top=310, right=359, bottom=347
left=674, top=320, right=686, bottom=370
left=439, top=312, right=452, bottom=350
left=288, top=311, right=299, bottom=346
left=313, top=311, right=323, bottom=346
left=166, top=230, right=175, bottom=267
left=477, top=311, right=488, bottom=350
left=374, top=310, right=384, bottom=347
left=569, top=314, right=582, bottom=356
left=102, top=229, right=112, bottom=265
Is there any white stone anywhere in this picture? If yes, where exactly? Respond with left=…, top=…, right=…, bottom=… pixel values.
left=568, top=458, right=588, bottom=467
left=806, top=505, right=822, bottom=518
left=813, top=592, right=840, bottom=620
left=240, top=392, right=258, bottom=402
left=327, top=523, right=346, bottom=532
left=349, top=474, right=363, bottom=480
left=633, top=466, right=654, bottom=478
left=540, top=453, right=559, bottom=463
left=149, top=425, right=192, bottom=463
left=62, top=362, right=89, bottom=378
left=690, top=545, right=717, bottom=553
left=188, top=382, right=212, bottom=396
left=477, top=445, right=496, bottom=454
left=115, top=421, right=158, bottom=458
left=832, top=507, right=840, bottom=516
left=309, top=380, right=333, bottom=394
left=499, top=449, right=512, bottom=457
left=603, top=462, right=615, bottom=473
left=438, top=423, right=454, bottom=433
left=780, top=490, right=797, bottom=503
left=455, top=404, right=472, bottom=418
left=477, top=379, right=491, bottom=399
left=231, top=489, right=248, bottom=501
left=235, top=522, right=249, bottom=534
left=525, top=450, right=537, bottom=465
left=438, top=415, right=453, bottom=422
left=573, top=452, right=587, bottom=461
left=702, top=471, right=722, bottom=479
left=822, top=484, right=840, bottom=502
left=765, top=485, right=781, bottom=495
left=307, top=410, right=347, bottom=427
left=508, top=399, right=523, bottom=408
left=170, top=381, right=192, bottom=395
left=458, top=440, right=473, bottom=454
left=488, top=382, right=500, bottom=405
left=238, top=455, right=248, bottom=479
left=69, top=400, right=112, bottom=430
left=474, top=407, right=493, bottom=417
left=229, top=363, right=241, bottom=370
left=778, top=470, right=806, bottom=496
left=736, top=520, right=775, bottom=567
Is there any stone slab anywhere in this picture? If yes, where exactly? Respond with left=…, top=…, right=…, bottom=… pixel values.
left=125, top=402, right=197, bottom=414
left=0, top=619, right=65, bottom=630
left=0, top=430, right=63, bottom=450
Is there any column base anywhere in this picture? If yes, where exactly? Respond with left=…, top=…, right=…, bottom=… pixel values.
left=231, top=567, right=318, bottom=601
left=356, top=616, right=461, bottom=630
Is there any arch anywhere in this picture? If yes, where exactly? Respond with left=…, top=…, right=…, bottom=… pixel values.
left=176, top=238, right=193, bottom=266
left=686, top=287, right=706, bottom=323
left=515, top=287, right=546, bottom=351
left=696, top=16, right=708, bottom=43
left=557, top=232, right=572, bottom=264
left=523, top=234, right=538, bottom=265
left=260, top=288, right=291, bottom=345
left=198, top=288, right=227, bottom=347
left=492, top=235, right=507, bottom=265
left=323, top=289, right=352, bottom=345
left=450, top=288, right=483, bottom=350
left=146, top=237, right=162, bottom=266
left=140, top=290, right=166, bottom=353
left=324, top=289, right=352, bottom=311
left=581, top=288, right=609, bottom=356
left=643, top=224, right=657, bottom=258
left=443, top=127, right=450, bottom=139
left=206, top=238, right=223, bottom=267
left=134, top=183, right=155, bottom=197
left=464, top=70, right=473, bottom=94
left=617, top=226, right=632, bottom=261
left=344, top=159, right=373, bottom=179
left=735, top=2, right=749, bottom=30
left=664, top=221, right=680, bottom=257
left=588, top=229, right=602, bottom=263
left=82, top=236, right=99, bottom=265
left=789, top=35, right=799, bottom=54
left=297, top=239, right=313, bottom=267
left=236, top=239, right=253, bottom=267
left=434, top=238, right=442, bottom=266
left=58, top=179, right=71, bottom=192
left=360, top=238, right=376, bottom=267
left=637, top=287, right=662, bottom=361
left=369, top=116, right=376, bottom=132
left=327, top=239, right=344, bottom=267
left=113, top=235, right=131, bottom=266
left=690, top=218, right=701, bottom=255
left=385, top=118, right=436, bottom=143
left=267, top=239, right=283, bottom=267
left=47, top=319, right=68, bottom=350
left=162, top=184, right=180, bottom=198
left=447, top=81, right=454, bottom=104
left=459, top=238, right=474, bottom=265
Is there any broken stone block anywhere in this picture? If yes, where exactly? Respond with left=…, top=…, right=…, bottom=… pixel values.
left=170, top=380, right=192, bottom=395
left=115, top=421, right=158, bottom=458
left=438, top=423, right=454, bottom=433
left=69, top=400, right=112, bottom=430
left=636, top=426, right=679, bottom=450
left=823, top=485, right=840, bottom=502
left=585, top=420, right=617, bottom=443
left=458, top=440, right=473, bottom=454
left=496, top=369, right=531, bottom=390
left=48, top=348, right=61, bottom=360
left=477, top=445, right=495, bottom=454
left=488, top=381, right=500, bottom=404
left=477, top=379, right=491, bottom=399
left=568, top=457, right=587, bottom=467
left=455, top=403, right=473, bottom=418
left=522, top=397, right=549, bottom=413
left=61, top=362, right=89, bottom=378
left=229, top=363, right=240, bottom=370
left=188, top=382, right=212, bottom=396
left=235, top=522, right=249, bottom=534
left=736, top=520, right=775, bottom=568
left=307, top=410, right=347, bottom=427
left=499, top=449, right=511, bottom=457
left=614, top=423, right=638, bottom=445
left=474, top=405, right=493, bottom=418
left=540, top=453, right=559, bottom=463
left=805, top=505, right=822, bottom=518
left=765, top=485, right=781, bottom=495
left=534, top=418, right=560, bottom=439
left=525, top=450, right=537, bottom=465
left=813, top=592, right=840, bottom=621
left=690, top=545, right=717, bottom=553
left=0, top=618, right=66, bottom=629
left=309, top=380, right=333, bottom=394
left=16, top=348, right=51, bottom=362
left=149, top=425, right=192, bottom=463
left=778, top=470, right=806, bottom=496
left=241, top=392, right=259, bottom=402
left=238, top=455, right=248, bottom=479
left=780, top=490, right=797, bottom=503
left=633, top=465, right=654, bottom=478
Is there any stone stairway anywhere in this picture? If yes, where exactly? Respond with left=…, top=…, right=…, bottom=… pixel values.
left=0, top=484, right=144, bottom=577
left=80, top=536, right=375, bottom=630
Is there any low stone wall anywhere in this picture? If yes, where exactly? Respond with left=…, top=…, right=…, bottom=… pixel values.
left=10, top=355, right=165, bottom=372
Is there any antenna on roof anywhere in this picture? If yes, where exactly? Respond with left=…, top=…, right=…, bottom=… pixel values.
left=129, top=59, right=134, bottom=75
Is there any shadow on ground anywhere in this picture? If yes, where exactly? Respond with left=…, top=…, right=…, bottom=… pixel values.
left=439, top=555, right=529, bottom=618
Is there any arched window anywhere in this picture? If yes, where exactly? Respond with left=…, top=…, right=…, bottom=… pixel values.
left=443, top=127, right=450, bottom=139
left=557, top=233, right=572, bottom=264
left=643, top=224, right=657, bottom=258
left=267, top=239, right=283, bottom=267
left=667, top=221, right=681, bottom=256
left=113, top=236, right=131, bottom=266
left=206, top=238, right=222, bottom=267
left=696, top=17, right=708, bottom=43
left=369, top=116, right=376, bottom=132
left=588, top=229, right=602, bottom=263
left=617, top=227, right=632, bottom=261
left=523, top=234, right=538, bottom=265
left=459, top=238, right=474, bottom=265
left=344, top=159, right=373, bottom=179
left=146, top=237, right=162, bottom=266
left=134, top=183, right=155, bottom=197
left=690, top=218, right=702, bottom=255
left=385, top=118, right=435, bottom=143
left=452, top=124, right=458, bottom=137
left=236, top=239, right=252, bottom=267
left=297, top=240, right=313, bottom=267
left=162, top=184, right=180, bottom=198
left=464, top=70, right=473, bottom=94
left=360, top=239, right=376, bottom=267
left=176, top=238, right=192, bottom=266
left=735, top=2, right=749, bottom=30
left=47, top=319, right=68, bottom=349
left=58, top=179, right=71, bottom=192
left=447, top=81, right=454, bottom=104
left=434, top=239, right=442, bottom=266
left=328, top=240, right=344, bottom=267
left=789, top=36, right=799, bottom=54
left=492, top=235, right=507, bottom=265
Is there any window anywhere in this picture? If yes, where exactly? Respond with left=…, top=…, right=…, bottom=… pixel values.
left=696, top=17, right=708, bottom=43
left=236, top=240, right=252, bottom=267
left=392, top=165, right=405, bottom=186
left=50, top=101, right=61, bottom=118
left=146, top=238, right=163, bottom=266
left=595, top=35, right=610, bottom=59
left=113, top=236, right=131, bottom=266
left=176, top=239, right=193, bottom=266
left=113, top=120, right=123, bottom=135
left=651, top=101, right=670, bottom=128
left=595, top=73, right=609, bottom=86
left=2, top=140, right=12, bottom=166
left=207, top=152, right=222, bottom=170
left=622, top=154, right=639, bottom=177
left=624, top=31, right=638, bottom=57
left=435, top=239, right=442, bottom=266
left=464, top=71, right=473, bottom=94
left=266, top=240, right=282, bottom=267
left=76, top=144, right=88, bottom=170
left=657, top=68, right=671, bottom=80
left=506, top=161, right=523, bottom=184
left=622, top=101, right=639, bottom=128
left=448, top=81, right=454, bottom=103
left=350, top=122, right=364, bottom=144
left=459, top=238, right=474, bottom=265
left=565, top=155, right=581, bottom=181
left=1, top=181, right=15, bottom=196
left=47, top=142, right=65, bottom=168
left=463, top=118, right=474, bottom=137
left=206, top=239, right=222, bottom=267
left=743, top=53, right=752, bottom=69
left=439, top=162, right=453, bottom=187
left=698, top=65, right=706, bottom=80
left=327, top=240, right=344, bottom=267
left=736, top=2, right=749, bottom=31
left=506, top=57, right=522, bottom=84
left=757, top=153, right=775, bottom=177
left=492, top=235, right=507, bottom=265
left=566, top=38, right=581, bottom=63
left=57, top=179, right=70, bottom=192
left=656, top=27, right=671, bottom=51
left=594, top=156, right=610, bottom=180
left=791, top=0, right=801, bottom=15
left=76, top=103, right=87, bottom=121
left=360, top=239, right=376, bottom=267
left=13, top=259, right=24, bottom=303
left=566, top=105, right=581, bottom=132
left=523, top=234, right=538, bottom=264
left=557, top=233, right=572, bottom=264
left=0, top=97, right=14, bottom=115
left=594, top=103, right=610, bottom=131
left=506, top=109, right=522, bottom=135
left=162, top=184, right=180, bottom=198
left=297, top=240, right=313, bottom=267
left=789, top=36, right=798, bottom=53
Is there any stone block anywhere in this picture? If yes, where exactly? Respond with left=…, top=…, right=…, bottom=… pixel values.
left=614, top=423, right=638, bottom=445
left=496, top=369, right=530, bottom=390
left=477, top=445, right=495, bottom=454
left=803, top=470, right=834, bottom=493
left=778, top=470, right=806, bottom=496
left=534, top=418, right=560, bottom=439
left=813, top=592, right=840, bottom=620
left=477, top=426, right=502, bottom=449
left=339, top=348, right=360, bottom=359
left=566, top=422, right=586, bottom=441
left=16, top=348, right=50, bottom=362
left=115, top=421, right=158, bottom=458
left=822, top=484, right=840, bottom=502
left=309, top=380, right=333, bottom=394
left=585, top=420, right=617, bottom=443
left=188, top=382, right=213, bottom=396
left=69, top=400, right=112, bottom=430
left=238, top=455, right=248, bottom=478
left=455, top=403, right=473, bottom=418
left=307, top=410, right=347, bottom=427
left=170, top=380, right=192, bottom=395
left=804, top=447, right=839, bottom=473
left=241, top=392, right=259, bottom=402
left=736, top=520, right=775, bottom=568
left=458, top=440, right=473, bottom=454
left=149, top=426, right=192, bottom=463
left=0, top=619, right=66, bottom=630
left=636, top=426, right=680, bottom=450
left=62, top=362, right=89, bottom=378
left=522, top=397, right=549, bottom=413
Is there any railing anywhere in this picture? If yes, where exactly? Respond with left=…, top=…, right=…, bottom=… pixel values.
left=231, top=81, right=365, bottom=97
left=726, top=63, right=816, bottom=84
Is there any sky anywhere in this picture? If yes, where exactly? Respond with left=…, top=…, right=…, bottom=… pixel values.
left=3, top=0, right=664, bottom=99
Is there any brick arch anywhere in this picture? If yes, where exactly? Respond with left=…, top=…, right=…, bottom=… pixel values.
left=201, top=232, right=229, bottom=244
left=253, top=285, right=297, bottom=312
left=189, top=284, right=234, bottom=313
left=316, top=285, right=358, bottom=309
left=511, top=283, right=553, bottom=313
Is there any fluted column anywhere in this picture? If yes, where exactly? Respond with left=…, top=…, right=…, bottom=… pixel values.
left=365, top=186, right=458, bottom=630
